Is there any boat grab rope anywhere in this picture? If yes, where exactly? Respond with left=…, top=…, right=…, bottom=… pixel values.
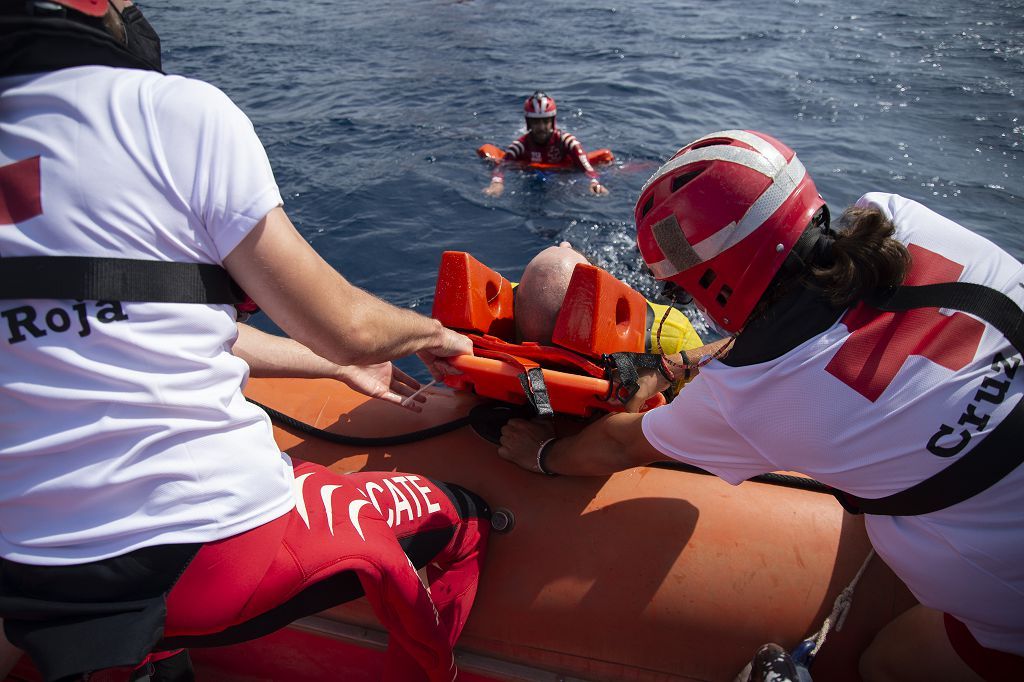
left=793, top=548, right=877, bottom=666
left=247, top=398, right=840, bottom=497
left=733, top=549, right=876, bottom=681
left=651, top=461, right=837, bottom=495
left=247, top=398, right=473, bottom=446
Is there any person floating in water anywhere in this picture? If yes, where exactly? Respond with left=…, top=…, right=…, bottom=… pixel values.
left=483, top=92, right=609, bottom=197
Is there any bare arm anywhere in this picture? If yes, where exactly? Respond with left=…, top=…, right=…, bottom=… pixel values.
left=233, top=323, right=349, bottom=379
left=223, top=207, right=471, bottom=371
left=484, top=158, right=510, bottom=196
left=233, top=323, right=430, bottom=411
left=484, top=139, right=525, bottom=196
left=564, top=134, right=608, bottom=195
left=497, top=411, right=671, bottom=476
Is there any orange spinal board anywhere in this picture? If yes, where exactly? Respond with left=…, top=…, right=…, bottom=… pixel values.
left=431, top=253, right=665, bottom=417
left=552, top=263, right=650, bottom=356
left=431, top=251, right=515, bottom=340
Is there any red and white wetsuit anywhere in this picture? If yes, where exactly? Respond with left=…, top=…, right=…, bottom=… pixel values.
left=163, top=462, right=490, bottom=682
left=490, top=129, right=600, bottom=183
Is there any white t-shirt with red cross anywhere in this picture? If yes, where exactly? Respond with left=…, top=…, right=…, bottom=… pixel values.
left=0, top=66, right=294, bottom=566
left=643, top=192, right=1024, bottom=654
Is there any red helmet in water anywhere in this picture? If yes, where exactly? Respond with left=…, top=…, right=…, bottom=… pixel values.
left=42, top=0, right=107, bottom=16
left=524, top=92, right=557, bottom=119
left=635, top=130, right=824, bottom=334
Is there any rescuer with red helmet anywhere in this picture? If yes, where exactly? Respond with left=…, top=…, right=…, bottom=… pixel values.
left=499, top=130, right=1024, bottom=682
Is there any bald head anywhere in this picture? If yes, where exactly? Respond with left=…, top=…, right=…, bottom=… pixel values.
left=516, top=243, right=590, bottom=343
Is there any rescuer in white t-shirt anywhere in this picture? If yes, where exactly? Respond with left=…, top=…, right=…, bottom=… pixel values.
left=0, top=3, right=488, bottom=681
left=498, top=130, right=1024, bottom=681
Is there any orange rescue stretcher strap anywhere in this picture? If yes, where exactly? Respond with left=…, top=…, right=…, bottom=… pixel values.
left=445, top=355, right=665, bottom=418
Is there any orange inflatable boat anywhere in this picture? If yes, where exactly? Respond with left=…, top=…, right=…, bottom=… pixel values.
left=5, top=378, right=913, bottom=682
left=4, top=377, right=914, bottom=682
left=477, top=143, right=615, bottom=171
left=4, top=256, right=915, bottom=682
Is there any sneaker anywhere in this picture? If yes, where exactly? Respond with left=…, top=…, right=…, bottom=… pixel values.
left=748, top=643, right=800, bottom=682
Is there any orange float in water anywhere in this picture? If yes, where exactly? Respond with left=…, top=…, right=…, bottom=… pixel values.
left=477, top=143, right=615, bottom=171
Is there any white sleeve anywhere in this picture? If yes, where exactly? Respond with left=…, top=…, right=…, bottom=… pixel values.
left=148, top=76, right=283, bottom=261
left=855, top=191, right=897, bottom=218
left=641, top=379, right=775, bottom=485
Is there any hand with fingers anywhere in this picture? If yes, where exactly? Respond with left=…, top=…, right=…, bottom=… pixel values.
left=336, top=362, right=431, bottom=412
left=417, top=327, right=474, bottom=381
left=497, top=418, right=558, bottom=475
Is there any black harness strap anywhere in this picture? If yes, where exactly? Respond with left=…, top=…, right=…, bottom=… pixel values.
left=0, top=256, right=244, bottom=304
left=869, top=282, right=1024, bottom=351
left=606, top=351, right=665, bottom=404
left=838, top=281, right=1024, bottom=516
left=519, top=367, right=554, bottom=419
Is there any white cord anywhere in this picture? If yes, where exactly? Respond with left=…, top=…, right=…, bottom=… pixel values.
left=732, top=548, right=876, bottom=681
left=807, top=549, right=876, bottom=658
left=400, top=378, right=439, bottom=407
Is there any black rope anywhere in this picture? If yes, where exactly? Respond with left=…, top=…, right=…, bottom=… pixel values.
left=249, top=397, right=838, bottom=496
left=650, top=461, right=838, bottom=495
left=247, top=398, right=472, bottom=446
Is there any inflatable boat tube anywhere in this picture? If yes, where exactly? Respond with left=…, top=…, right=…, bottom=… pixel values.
left=5, top=378, right=916, bottom=682
left=228, top=380, right=912, bottom=681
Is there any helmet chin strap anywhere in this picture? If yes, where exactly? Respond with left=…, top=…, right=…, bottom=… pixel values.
left=777, top=206, right=836, bottom=281
left=655, top=285, right=736, bottom=357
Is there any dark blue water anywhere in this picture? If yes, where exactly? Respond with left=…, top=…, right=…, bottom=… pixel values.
left=148, top=0, right=1022, bottom=360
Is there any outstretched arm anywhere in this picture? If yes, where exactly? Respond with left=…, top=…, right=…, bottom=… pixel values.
left=233, top=323, right=429, bottom=411
left=224, top=207, right=472, bottom=376
left=563, top=133, right=608, bottom=195
left=497, top=411, right=671, bottom=476
left=483, top=168, right=505, bottom=197
left=484, top=138, right=527, bottom=196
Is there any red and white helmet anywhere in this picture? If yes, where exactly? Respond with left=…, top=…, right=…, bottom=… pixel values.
left=524, top=91, right=557, bottom=119
left=635, top=130, right=824, bottom=334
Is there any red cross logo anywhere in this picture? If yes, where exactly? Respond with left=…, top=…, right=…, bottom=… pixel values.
left=825, top=244, right=986, bottom=402
left=0, top=156, right=43, bottom=225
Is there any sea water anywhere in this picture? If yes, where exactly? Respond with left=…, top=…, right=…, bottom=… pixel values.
left=149, top=0, right=1022, bottom=358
